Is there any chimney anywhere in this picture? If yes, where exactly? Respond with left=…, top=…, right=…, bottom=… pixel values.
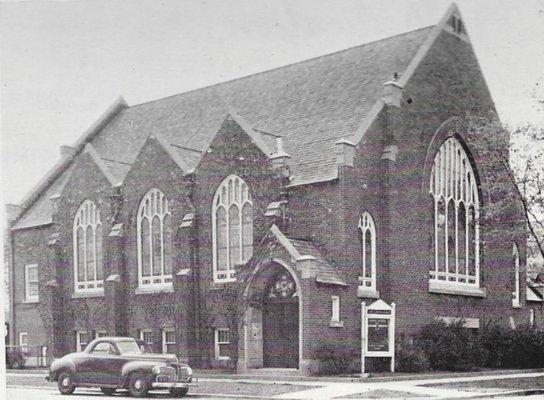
left=335, top=139, right=356, bottom=167
left=382, top=80, right=403, bottom=108
left=270, top=137, right=291, bottom=177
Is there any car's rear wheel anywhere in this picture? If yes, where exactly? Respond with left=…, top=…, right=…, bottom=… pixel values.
left=128, top=374, right=150, bottom=398
left=100, top=387, right=116, bottom=396
left=57, top=371, right=76, bottom=395
left=169, top=387, right=189, bottom=397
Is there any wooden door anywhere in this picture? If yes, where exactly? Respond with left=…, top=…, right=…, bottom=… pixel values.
left=263, top=301, right=299, bottom=368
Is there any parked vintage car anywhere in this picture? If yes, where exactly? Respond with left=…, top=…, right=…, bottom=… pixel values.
left=46, top=336, right=195, bottom=397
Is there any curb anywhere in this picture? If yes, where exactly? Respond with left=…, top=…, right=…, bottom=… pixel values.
left=6, top=367, right=544, bottom=384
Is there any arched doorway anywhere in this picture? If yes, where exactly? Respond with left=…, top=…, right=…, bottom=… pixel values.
left=262, top=271, right=299, bottom=368
left=244, top=260, right=300, bottom=370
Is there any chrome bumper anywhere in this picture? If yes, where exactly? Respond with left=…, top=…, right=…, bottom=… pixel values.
left=152, top=377, right=197, bottom=389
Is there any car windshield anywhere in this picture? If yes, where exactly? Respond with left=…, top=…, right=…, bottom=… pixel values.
left=116, top=340, right=142, bottom=354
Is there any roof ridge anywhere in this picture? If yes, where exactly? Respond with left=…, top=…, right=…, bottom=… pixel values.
left=128, top=25, right=435, bottom=110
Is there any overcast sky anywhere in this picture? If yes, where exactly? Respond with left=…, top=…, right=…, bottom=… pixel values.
left=1, top=0, right=543, bottom=206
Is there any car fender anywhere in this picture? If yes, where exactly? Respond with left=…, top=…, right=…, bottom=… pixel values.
left=49, top=356, right=76, bottom=381
left=120, top=360, right=162, bottom=387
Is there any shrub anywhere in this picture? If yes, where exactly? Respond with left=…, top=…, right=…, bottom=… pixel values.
left=478, top=322, right=511, bottom=368
left=316, top=344, right=353, bottom=375
left=411, top=320, right=544, bottom=372
left=417, top=320, right=484, bottom=371
left=396, top=347, right=430, bottom=372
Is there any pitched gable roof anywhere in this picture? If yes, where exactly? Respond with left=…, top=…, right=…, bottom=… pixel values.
left=14, top=5, right=472, bottom=229
left=12, top=165, right=73, bottom=230
left=270, top=224, right=346, bottom=286
left=87, top=25, right=434, bottom=187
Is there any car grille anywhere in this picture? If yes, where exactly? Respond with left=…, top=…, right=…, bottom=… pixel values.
left=156, top=375, right=174, bottom=383
left=176, top=365, right=192, bottom=383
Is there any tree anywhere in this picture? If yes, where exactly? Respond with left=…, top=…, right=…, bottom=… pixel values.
left=465, top=114, right=543, bottom=268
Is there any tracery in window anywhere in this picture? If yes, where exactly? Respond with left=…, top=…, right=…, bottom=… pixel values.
left=137, top=189, right=173, bottom=288
left=430, top=137, right=480, bottom=286
left=73, top=200, right=103, bottom=293
left=212, top=175, right=253, bottom=282
left=358, top=212, right=376, bottom=291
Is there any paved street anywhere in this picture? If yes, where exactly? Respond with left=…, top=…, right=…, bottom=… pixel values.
left=6, top=370, right=544, bottom=399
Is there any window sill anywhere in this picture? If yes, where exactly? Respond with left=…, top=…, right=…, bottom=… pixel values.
left=357, top=287, right=380, bottom=299
left=72, top=290, right=105, bottom=299
left=429, top=280, right=486, bottom=298
left=212, top=278, right=237, bottom=285
left=329, top=320, right=344, bottom=328
left=135, top=284, right=173, bottom=295
left=23, top=299, right=39, bottom=304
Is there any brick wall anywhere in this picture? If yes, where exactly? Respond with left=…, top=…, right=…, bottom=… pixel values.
left=9, top=28, right=532, bottom=372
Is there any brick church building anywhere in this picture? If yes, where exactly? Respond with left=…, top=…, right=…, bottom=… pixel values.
left=6, top=5, right=536, bottom=374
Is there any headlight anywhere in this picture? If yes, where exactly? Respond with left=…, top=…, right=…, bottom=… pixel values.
left=152, top=365, right=175, bottom=375
left=186, top=367, right=193, bottom=376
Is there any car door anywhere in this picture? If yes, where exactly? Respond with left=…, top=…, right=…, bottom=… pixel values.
left=80, top=341, right=112, bottom=385
left=79, top=341, right=124, bottom=386
left=102, top=343, right=127, bottom=386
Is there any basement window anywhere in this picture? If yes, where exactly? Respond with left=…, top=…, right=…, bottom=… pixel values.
left=76, top=330, right=88, bottom=352
left=162, top=327, right=176, bottom=354
left=214, top=328, right=230, bottom=360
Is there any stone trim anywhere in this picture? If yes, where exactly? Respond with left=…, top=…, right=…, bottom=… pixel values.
left=429, top=280, right=486, bottom=297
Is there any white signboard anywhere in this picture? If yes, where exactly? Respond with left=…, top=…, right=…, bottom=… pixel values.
left=361, top=299, right=396, bottom=373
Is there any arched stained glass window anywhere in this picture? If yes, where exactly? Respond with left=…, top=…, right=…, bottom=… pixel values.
left=137, top=188, right=173, bottom=288
left=212, top=175, right=253, bottom=282
left=358, top=212, right=376, bottom=291
left=429, top=137, right=480, bottom=286
left=73, top=200, right=103, bottom=292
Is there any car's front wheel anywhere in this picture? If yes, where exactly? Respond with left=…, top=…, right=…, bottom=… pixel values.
left=128, top=374, right=150, bottom=398
left=100, top=387, right=116, bottom=396
left=169, top=387, right=189, bottom=398
left=57, top=372, right=76, bottom=395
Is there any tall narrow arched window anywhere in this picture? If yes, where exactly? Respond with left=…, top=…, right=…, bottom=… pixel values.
left=137, top=189, right=173, bottom=288
left=73, top=200, right=103, bottom=293
left=358, top=212, right=376, bottom=291
left=512, top=243, right=521, bottom=307
left=429, top=137, right=480, bottom=288
left=212, top=175, right=253, bottom=282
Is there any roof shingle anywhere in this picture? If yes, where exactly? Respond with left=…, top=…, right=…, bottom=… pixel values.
left=13, top=26, right=434, bottom=229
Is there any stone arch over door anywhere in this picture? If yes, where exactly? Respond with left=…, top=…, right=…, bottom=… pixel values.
left=243, top=259, right=301, bottom=370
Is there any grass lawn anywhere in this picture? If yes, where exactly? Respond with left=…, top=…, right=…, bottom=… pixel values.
left=425, top=376, right=544, bottom=391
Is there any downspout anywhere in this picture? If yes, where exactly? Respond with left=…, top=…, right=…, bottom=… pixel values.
left=9, top=231, right=16, bottom=345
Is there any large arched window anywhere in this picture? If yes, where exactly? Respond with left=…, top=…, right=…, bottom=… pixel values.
left=512, top=243, right=521, bottom=307
left=358, top=212, right=376, bottom=291
left=430, top=137, right=480, bottom=287
left=73, top=200, right=103, bottom=293
left=212, top=175, right=253, bottom=282
left=137, top=189, right=173, bottom=288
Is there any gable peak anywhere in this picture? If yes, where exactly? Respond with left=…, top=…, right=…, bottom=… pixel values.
left=439, top=3, right=470, bottom=42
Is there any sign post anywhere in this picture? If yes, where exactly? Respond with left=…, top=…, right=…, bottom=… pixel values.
left=361, top=299, right=396, bottom=374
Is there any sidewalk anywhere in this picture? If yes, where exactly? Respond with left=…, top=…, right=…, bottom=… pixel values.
left=7, top=368, right=544, bottom=399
